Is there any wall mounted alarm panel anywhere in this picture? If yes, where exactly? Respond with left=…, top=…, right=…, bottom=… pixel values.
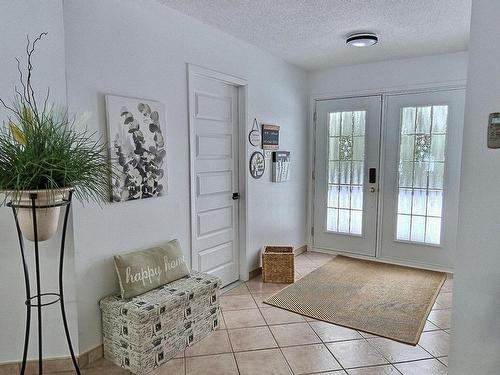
left=487, top=112, right=500, bottom=148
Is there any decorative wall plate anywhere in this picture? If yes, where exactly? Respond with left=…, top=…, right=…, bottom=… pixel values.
left=248, top=118, right=261, bottom=146
left=249, top=151, right=265, bottom=179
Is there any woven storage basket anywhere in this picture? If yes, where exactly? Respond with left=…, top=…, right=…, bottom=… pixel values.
left=262, top=246, right=294, bottom=283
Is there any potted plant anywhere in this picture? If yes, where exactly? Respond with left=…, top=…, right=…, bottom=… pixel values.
left=0, top=33, right=110, bottom=241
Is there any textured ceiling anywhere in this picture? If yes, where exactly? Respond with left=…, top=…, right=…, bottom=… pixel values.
left=159, top=0, right=471, bottom=71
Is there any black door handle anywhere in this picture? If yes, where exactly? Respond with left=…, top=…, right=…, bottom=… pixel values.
left=369, top=168, right=376, bottom=184
left=232, top=192, right=240, bottom=200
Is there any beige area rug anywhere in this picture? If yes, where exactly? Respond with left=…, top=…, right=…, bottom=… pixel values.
left=264, top=255, right=446, bottom=345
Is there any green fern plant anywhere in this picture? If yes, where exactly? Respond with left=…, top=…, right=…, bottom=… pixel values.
left=0, top=33, right=110, bottom=204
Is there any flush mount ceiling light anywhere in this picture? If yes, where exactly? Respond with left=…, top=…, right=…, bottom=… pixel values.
left=346, top=33, right=378, bottom=47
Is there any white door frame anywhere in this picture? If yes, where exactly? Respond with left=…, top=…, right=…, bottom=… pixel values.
left=308, top=82, right=466, bottom=273
left=187, top=63, right=249, bottom=282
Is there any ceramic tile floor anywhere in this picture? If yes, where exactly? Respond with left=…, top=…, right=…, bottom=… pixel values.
left=58, top=252, right=453, bottom=374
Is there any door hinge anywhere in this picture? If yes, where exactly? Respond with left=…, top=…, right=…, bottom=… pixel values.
left=311, top=226, right=314, bottom=236
left=313, top=111, right=317, bottom=123
left=312, top=170, right=315, bottom=180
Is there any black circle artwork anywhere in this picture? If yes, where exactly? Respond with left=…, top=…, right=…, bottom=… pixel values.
left=249, top=151, right=265, bottom=179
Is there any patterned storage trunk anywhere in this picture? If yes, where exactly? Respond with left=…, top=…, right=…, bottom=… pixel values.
left=100, top=272, right=221, bottom=374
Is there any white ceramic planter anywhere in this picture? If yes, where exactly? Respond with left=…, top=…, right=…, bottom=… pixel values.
left=13, top=188, right=71, bottom=242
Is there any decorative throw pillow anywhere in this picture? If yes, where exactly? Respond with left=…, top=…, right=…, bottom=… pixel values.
left=114, top=239, right=190, bottom=299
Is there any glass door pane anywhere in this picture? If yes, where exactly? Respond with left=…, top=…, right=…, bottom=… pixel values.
left=396, top=105, right=448, bottom=245
left=327, top=111, right=365, bottom=235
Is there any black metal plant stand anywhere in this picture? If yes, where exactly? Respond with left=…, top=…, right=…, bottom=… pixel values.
left=7, top=191, right=80, bottom=375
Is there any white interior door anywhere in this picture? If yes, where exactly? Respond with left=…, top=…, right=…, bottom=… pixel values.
left=380, top=90, right=465, bottom=269
left=313, top=96, right=381, bottom=256
left=189, top=69, right=239, bottom=286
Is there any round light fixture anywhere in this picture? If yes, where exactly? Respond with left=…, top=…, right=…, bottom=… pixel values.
left=346, top=33, right=378, bottom=47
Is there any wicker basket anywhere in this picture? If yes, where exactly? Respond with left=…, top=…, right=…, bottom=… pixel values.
left=262, top=246, right=294, bottom=283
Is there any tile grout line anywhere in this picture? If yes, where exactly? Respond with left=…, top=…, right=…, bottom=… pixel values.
left=363, top=331, right=450, bottom=370
left=265, top=318, right=298, bottom=375
left=248, top=288, right=297, bottom=375
left=249, top=266, right=394, bottom=373
left=416, top=329, right=450, bottom=365
left=392, top=357, right=449, bottom=373
left=181, top=331, right=448, bottom=369
left=360, top=337, right=404, bottom=374
left=224, top=323, right=242, bottom=375
left=362, top=326, right=450, bottom=371
left=250, top=284, right=305, bottom=374
left=303, top=314, right=348, bottom=374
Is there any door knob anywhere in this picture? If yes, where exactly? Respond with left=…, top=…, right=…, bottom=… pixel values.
left=232, top=192, right=240, bottom=200
left=369, top=187, right=376, bottom=193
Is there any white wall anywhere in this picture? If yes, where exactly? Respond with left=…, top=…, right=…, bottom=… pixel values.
left=63, top=0, right=308, bottom=353
left=448, top=0, right=500, bottom=373
left=309, top=52, right=468, bottom=96
left=0, top=0, right=79, bottom=362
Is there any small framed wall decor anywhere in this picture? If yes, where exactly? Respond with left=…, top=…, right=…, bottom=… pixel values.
left=262, top=124, right=280, bottom=150
left=249, top=151, right=265, bottom=179
left=272, top=151, right=291, bottom=182
left=248, top=118, right=261, bottom=147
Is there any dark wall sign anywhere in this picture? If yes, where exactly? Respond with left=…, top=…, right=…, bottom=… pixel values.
left=249, top=151, right=265, bottom=179
left=262, top=124, right=280, bottom=150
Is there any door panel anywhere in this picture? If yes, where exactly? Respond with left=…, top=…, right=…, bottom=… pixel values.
left=313, top=96, right=381, bottom=256
left=380, top=90, right=465, bottom=268
left=189, top=73, right=239, bottom=286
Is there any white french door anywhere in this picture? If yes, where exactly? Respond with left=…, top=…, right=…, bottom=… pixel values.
left=313, top=89, right=465, bottom=270
left=313, top=96, right=382, bottom=256
left=380, top=90, right=465, bottom=268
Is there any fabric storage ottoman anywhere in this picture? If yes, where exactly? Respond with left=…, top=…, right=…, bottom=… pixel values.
left=100, top=271, right=221, bottom=374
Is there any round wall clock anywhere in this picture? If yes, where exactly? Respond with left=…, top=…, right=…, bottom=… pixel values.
left=249, top=151, right=265, bottom=179
left=248, top=118, right=261, bottom=146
